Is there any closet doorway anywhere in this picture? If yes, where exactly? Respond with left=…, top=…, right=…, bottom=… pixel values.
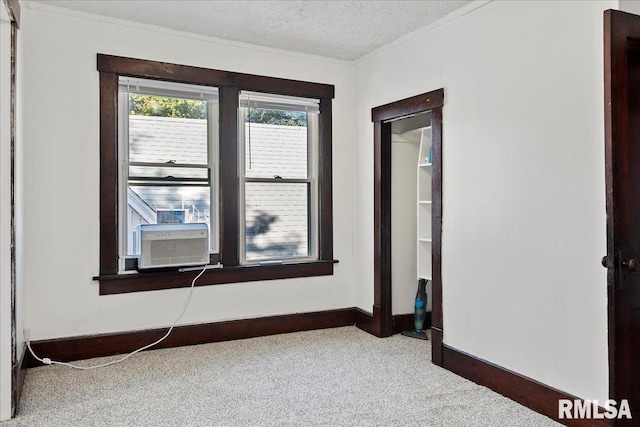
left=364, top=89, right=443, bottom=365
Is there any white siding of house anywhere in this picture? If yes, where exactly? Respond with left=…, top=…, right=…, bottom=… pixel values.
left=244, top=122, right=308, bottom=179
left=129, top=115, right=208, bottom=165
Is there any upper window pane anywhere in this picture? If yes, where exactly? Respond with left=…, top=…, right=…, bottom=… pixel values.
left=122, top=77, right=217, bottom=165
left=243, top=109, right=308, bottom=179
left=129, top=101, right=208, bottom=165
left=239, top=91, right=319, bottom=181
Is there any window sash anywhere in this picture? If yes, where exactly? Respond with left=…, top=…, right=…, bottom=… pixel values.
left=117, top=78, right=220, bottom=269
left=238, top=104, right=319, bottom=264
left=244, top=177, right=310, bottom=184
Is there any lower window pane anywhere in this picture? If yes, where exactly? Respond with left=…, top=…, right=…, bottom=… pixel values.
left=127, top=185, right=212, bottom=255
left=245, top=182, right=309, bottom=261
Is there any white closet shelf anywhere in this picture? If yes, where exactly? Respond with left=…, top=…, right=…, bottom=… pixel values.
left=417, top=124, right=433, bottom=282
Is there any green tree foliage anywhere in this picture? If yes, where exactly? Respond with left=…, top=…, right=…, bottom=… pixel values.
left=246, top=108, right=307, bottom=126
left=129, top=95, right=207, bottom=119
left=129, top=95, right=308, bottom=126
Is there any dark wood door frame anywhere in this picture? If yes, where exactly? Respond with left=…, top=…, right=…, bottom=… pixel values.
left=2, top=0, right=21, bottom=417
left=605, top=9, right=640, bottom=424
left=357, top=89, right=444, bottom=366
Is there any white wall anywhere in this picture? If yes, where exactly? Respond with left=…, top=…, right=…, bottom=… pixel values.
left=620, top=0, right=640, bottom=14
left=391, top=139, right=419, bottom=315
left=0, top=4, right=13, bottom=421
left=354, top=0, right=611, bottom=401
left=20, top=6, right=355, bottom=340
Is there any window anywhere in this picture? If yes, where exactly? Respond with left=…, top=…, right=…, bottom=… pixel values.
left=95, top=54, right=336, bottom=294
left=239, top=91, right=319, bottom=263
left=118, top=78, right=219, bottom=270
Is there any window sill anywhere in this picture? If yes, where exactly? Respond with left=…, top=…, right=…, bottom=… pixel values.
left=94, top=259, right=339, bottom=295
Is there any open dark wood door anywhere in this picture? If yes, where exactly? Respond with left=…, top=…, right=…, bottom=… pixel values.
left=605, top=9, right=640, bottom=424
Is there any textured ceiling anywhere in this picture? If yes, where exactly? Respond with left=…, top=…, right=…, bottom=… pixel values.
left=28, top=0, right=472, bottom=60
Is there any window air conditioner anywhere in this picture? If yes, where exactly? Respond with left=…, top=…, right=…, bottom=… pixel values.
left=137, top=223, right=209, bottom=269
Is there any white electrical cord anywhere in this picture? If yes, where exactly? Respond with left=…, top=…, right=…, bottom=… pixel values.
left=27, top=264, right=209, bottom=370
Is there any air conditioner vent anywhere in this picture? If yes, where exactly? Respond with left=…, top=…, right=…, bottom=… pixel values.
left=137, top=223, right=209, bottom=269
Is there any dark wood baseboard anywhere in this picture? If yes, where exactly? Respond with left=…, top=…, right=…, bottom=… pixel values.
left=354, top=306, right=379, bottom=336
left=353, top=307, right=373, bottom=331
left=442, top=345, right=611, bottom=427
left=355, top=308, right=434, bottom=339
left=25, top=308, right=436, bottom=369
left=25, top=308, right=357, bottom=368
left=12, top=345, right=26, bottom=415
left=430, top=327, right=443, bottom=366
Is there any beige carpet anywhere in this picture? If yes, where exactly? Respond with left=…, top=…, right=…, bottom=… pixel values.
left=5, top=326, right=560, bottom=426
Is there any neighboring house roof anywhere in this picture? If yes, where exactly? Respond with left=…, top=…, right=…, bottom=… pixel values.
left=127, top=115, right=309, bottom=259
left=129, top=115, right=207, bottom=164
left=244, top=121, right=308, bottom=179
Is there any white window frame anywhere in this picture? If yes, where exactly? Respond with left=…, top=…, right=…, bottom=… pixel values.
left=117, top=77, right=219, bottom=271
left=238, top=91, right=320, bottom=265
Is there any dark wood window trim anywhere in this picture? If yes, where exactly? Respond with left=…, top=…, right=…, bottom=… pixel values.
left=3, top=0, right=22, bottom=416
left=95, top=54, right=336, bottom=294
left=98, top=260, right=339, bottom=295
